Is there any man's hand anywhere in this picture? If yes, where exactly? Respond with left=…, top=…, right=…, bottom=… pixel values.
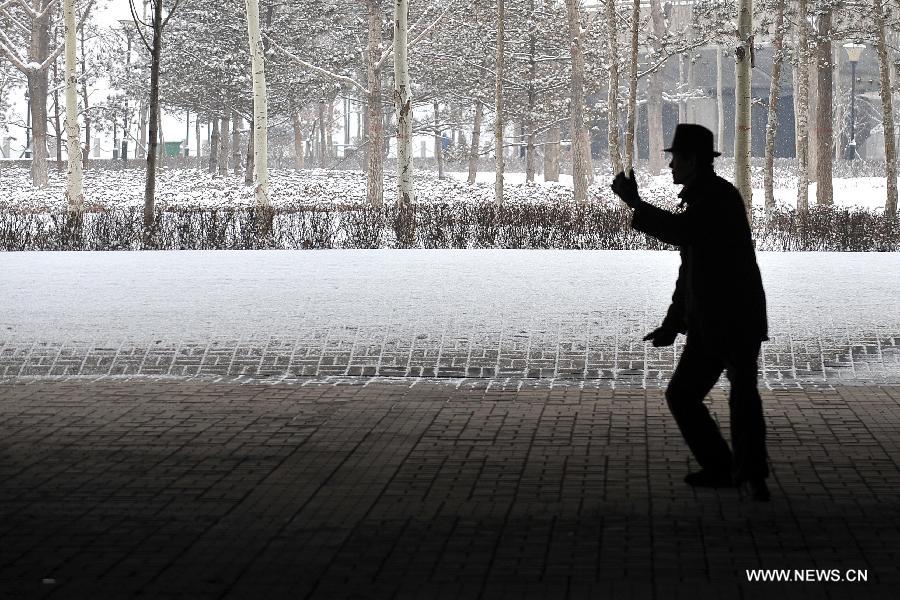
left=611, top=169, right=641, bottom=208
left=643, top=326, right=678, bottom=347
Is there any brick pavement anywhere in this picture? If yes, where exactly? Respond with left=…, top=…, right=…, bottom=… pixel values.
left=1, top=376, right=898, bottom=599
left=2, top=328, right=898, bottom=385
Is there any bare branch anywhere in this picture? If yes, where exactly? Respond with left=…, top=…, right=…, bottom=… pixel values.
left=263, top=33, right=367, bottom=94
left=39, top=0, right=94, bottom=71
left=0, top=29, right=29, bottom=72
left=128, top=0, right=152, bottom=53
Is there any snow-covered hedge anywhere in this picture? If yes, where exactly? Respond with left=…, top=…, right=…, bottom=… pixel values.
left=0, top=166, right=897, bottom=250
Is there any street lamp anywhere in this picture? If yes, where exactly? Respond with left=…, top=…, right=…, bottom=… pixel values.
left=843, top=43, right=865, bottom=160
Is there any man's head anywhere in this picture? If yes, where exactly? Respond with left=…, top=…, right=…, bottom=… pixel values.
left=664, top=124, right=719, bottom=185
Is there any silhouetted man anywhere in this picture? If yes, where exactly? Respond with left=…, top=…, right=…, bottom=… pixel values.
left=611, top=124, right=771, bottom=501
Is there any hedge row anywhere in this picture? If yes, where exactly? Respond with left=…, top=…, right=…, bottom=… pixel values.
left=1, top=203, right=897, bottom=251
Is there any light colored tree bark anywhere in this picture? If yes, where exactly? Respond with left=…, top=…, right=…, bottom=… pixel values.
left=467, top=98, right=482, bottom=184
left=605, top=0, right=622, bottom=173
left=393, top=0, right=413, bottom=204
left=218, top=113, right=230, bottom=175
left=525, top=0, right=537, bottom=182
left=544, top=125, right=560, bottom=182
left=815, top=10, right=833, bottom=206
left=734, top=0, right=753, bottom=215
left=494, top=0, right=505, bottom=204
left=245, top=0, right=269, bottom=207
left=624, top=0, right=639, bottom=171
left=292, top=112, right=305, bottom=169
left=647, top=0, right=666, bottom=174
left=434, top=101, right=444, bottom=179
left=365, top=0, right=384, bottom=207
left=763, top=0, right=785, bottom=216
left=195, top=115, right=202, bottom=169
left=564, top=0, right=589, bottom=204
left=716, top=44, right=725, bottom=153
left=795, top=0, right=810, bottom=212
left=63, top=0, right=82, bottom=212
left=79, top=25, right=90, bottom=170
left=874, top=0, right=898, bottom=214
left=231, top=112, right=242, bottom=176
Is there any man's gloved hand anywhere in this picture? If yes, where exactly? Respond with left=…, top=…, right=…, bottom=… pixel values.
left=610, top=169, right=641, bottom=208
left=643, top=326, right=678, bottom=347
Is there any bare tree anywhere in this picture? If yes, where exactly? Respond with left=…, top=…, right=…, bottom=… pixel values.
left=394, top=0, right=413, bottom=205
left=245, top=0, right=270, bottom=208
left=0, top=0, right=94, bottom=187
left=604, top=0, right=622, bottom=174
left=624, top=0, right=639, bottom=172
left=564, top=0, right=589, bottom=204
left=63, top=0, right=83, bottom=212
left=733, top=0, right=753, bottom=215
left=763, top=0, right=785, bottom=216
left=874, top=0, right=897, bottom=214
left=494, top=0, right=505, bottom=204
left=130, top=0, right=182, bottom=229
left=795, top=0, right=810, bottom=212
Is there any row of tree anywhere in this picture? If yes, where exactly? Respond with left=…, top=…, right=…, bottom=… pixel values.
left=1, top=0, right=899, bottom=223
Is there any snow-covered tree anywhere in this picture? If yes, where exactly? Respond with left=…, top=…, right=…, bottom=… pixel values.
left=244, top=0, right=269, bottom=208
left=0, top=0, right=94, bottom=187
left=63, top=0, right=82, bottom=212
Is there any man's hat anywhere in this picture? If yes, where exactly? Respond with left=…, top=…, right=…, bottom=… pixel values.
left=664, top=123, right=721, bottom=158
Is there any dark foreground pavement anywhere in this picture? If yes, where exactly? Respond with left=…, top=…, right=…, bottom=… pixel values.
left=1, top=377, right=898, bottom=599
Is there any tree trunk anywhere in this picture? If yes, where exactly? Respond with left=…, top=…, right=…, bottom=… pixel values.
left=648, top=0, right=666, bottom=174
left=218, top=113, right=230, bottom=175
left=435, top=102, right=445, bottom=179
left=394, top=0, right=414, bottom=203
left=544, top=125, right=560, bottom=182
left=245, top=0, right=270, bottom=209
left=605, top=0, right=622, bottom=173
left=763, top=0, right=785, bottom=216
left=494, top=0, right=505, bottom=204
left=195, top=115, right=202, bottom=169
left=28, top=4, right=50, bottom=188
left=144, top=0, right=164, bottom=229
left=624, top=0, right=639, bottom=171
left=717, top=45, right=725, bottom=153
left=795, top=0, right=810, bottom=212
left=79, top=25, right=90, bottom=170
left=564, top=0, right=589, bottom=204
left=209, top=118, right=220, bottom=174
left=317, top=101, right=327, bottom=166
left=815, top=10, right=833, bottom=206
left=51, top=31, right=62, bottom=170
left=734, top=0, right=753, bottom=215
left=365, top=0, right=384, bottom=207
left=875, top=0, right=898, bottom=214
left=525, top=0, right=537, bottom=182
left=245, top=115, right=254, bottom=185
left=232, top=112, right=242, bottom=176
left=63, top=0, right=82, bottom=212
left=467, top=98, right=482, bottom=184
left=292, top=112, right=304, bottom=169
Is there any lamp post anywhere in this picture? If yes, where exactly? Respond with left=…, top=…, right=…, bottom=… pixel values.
left=843, top=43, right=865, bottom=160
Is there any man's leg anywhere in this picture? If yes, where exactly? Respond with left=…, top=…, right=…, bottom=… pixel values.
left=724, top=342, right=769, bottom=484
left=666, top=339, right=732, bottom=474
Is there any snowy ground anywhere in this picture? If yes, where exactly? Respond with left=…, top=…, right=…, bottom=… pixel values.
left=0, top=165, right=895, bottom=213
left=2, top=250, right=898, bottom=384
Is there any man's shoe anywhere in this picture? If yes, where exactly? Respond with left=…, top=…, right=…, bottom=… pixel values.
left=741, top=478, right=771, bottom=502
left=684, top=469, right=734, bottom=488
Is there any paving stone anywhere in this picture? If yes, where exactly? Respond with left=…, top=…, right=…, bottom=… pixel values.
left=0, top=377, right=898, bottom=598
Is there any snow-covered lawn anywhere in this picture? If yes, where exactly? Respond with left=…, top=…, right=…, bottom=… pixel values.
left=2, top=250, right=898, bottom=341
left=0, top=164, right=895, bottom=214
